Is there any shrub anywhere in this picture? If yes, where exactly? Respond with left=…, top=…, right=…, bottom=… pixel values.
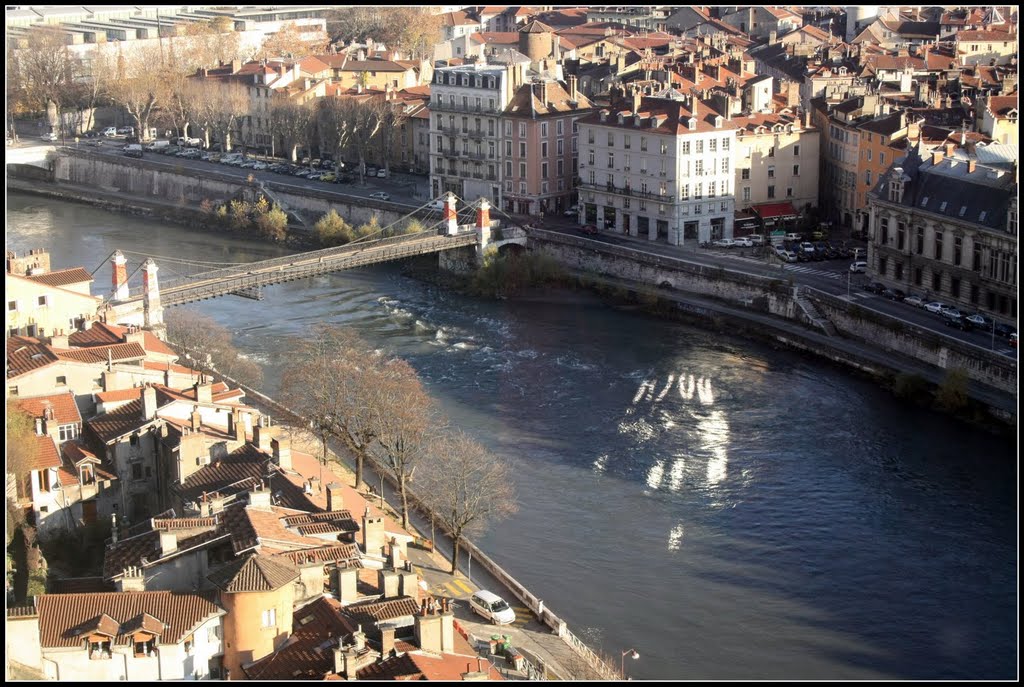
left=214, top=204, right=229, bottom=225
left=935, top=368, right=969, bottom=413
left=255, top=204, right=288, bottom=241
left=314, top=209, right=354, bottom=246
left=229, top=199, right=251, bottom=230
left=355, top=215, right=382, bottom=239
left=401, top=219, right=424, bottom=235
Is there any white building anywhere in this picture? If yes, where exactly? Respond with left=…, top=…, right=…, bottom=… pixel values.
left=576, top=87, right=739, bottom=245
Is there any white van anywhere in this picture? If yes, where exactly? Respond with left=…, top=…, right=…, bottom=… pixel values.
left=469, top=590, right=516, bottom=625
left=102, top=127, right=118, bottom=137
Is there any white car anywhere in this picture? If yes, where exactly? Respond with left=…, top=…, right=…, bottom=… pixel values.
left=712, top=238, right=736, bottom=248
left=733, top=237, right=754, bottom=247
left=376, top=168, right=388, bottom=178
left=799, top=241, right=816, bottom=254
left=40, top=132, right=58, bottom=141
left=563, top=205, right=579, bottom=217
left=924, top=302, right=946, bottom=314
left=252, top=161, right=269, bottom=170
left=469, top=590, right=516, bottom=625
left=369, top=191, right=390, bottom=201
left=102, top=127, right=118, bottom=137
left=849, top=261, right=867, bottom=273
left=427, top=199, right=447, bottom=211
left=903, top=295, right=924, bottom=308
left=938, top=305, right=961, bottom=318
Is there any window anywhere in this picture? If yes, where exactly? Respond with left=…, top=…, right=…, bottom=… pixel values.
left=954, top=236, right=962, bottom=266
left=932, top=271, right=941, bottom=291
left=934, top=231, right=943, bottom=260
left=866, top=170, right=872, bottom=185
left=880, top=218, right=889, bottom=245
left=640, top=137, right=647, bottom=151
left=786, top=187, right=793, bottom=198
left=879, top=152, right=885, bottom=166
left=721, top=158, right=729, bottom=173
left=973, top=244, right=982, bottom=271
left=793, top=144, right=800, bottom=156
left=695, top=160, right=703, bottom=176
left=504, top=121, right=512, bottom=136
left=588, top=130, right=594, bottom=144
left=37, top=295, right=48, bottom=307
left=557, top=120, right=564, bottom=136
left=897, top=222, right=906, bottom=250
left=607, top=152, right=614, bottom=168
left=519, top=182, right=526, bottom=194
left=541, top=122, right=548, bottom=137
left=56, top=375, right=67, bottom=386
left=557, top=139, right=563, bottom=155
left=624, top=135, right=631, bottom=149
left=587, top=150, right=594, bottom=165
left=914, top=267, right=923, bottom=286
left=7, top=300, right=15, bottom=312
left=132, top=463, right=143, bottom=480
left=519, top=162, right=526, bottom=178
left=505, top=161, right=512, bottom=176
left=696, top=140, right=703, bottom=154
left=768, top=146, right=775, bottom=157
left=519, top=122, right=526, bottom=137
left=557, top=159, right=564, bottom=176
left=879, top=256, right=887, bottom=276
left=793, top=164, right=800, bottom=177
left=694, top=183, right=702, bottom=199
left=951, top=277, right=961, bottom=299
left=709, top=138, right=717, bottom=153
left=262, top=608, right=277, bottom=627
left=722, top=137, right=730, bottom=151
left=767, top=185, right=775, bottom=199
left=916, top=227, right=924, bottom=254
left=541, top=162, right=548, bottom=178
left=708, top=181, right=716, bottom=198
left=134, top=637, right=156, bottom=658
left=741, top=169, right=750, bottom=180
left=743, top=187, right=751, bottom=202
left=867, top=149, right=872, bottom=162
left=681, top=184, right=689, bottom=200
left=519, top=142, right=526, bottom=157
left=660, top=142, right=668, bottom=155
left=607, top=132, right=614, bottom=146
left=767, top=166, right=775, bottom=179
left=682, top=141, right=690, bottom=155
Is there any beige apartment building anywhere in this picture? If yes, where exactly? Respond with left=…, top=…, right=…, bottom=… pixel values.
left=734, top=109, right=819, bottom=216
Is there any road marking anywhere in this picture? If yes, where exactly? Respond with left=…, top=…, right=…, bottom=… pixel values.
left=450, top=578, right=474, bottom=594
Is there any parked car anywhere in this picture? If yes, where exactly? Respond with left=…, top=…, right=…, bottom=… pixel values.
left=251, top=161, right=269, bottom=170
left=799, top=241, right=816, bottom=255
left=781, top=250, right=798, bottom=262
left=1010, top=333, right=1018, bottom=348
left=469, top=590, right=516, bottom=625
left=83, top=130, right=100, bottom=138
left=579, top=224, right=598, bottom=235
left=923, top=301, right=946, bottom=313
left=369, top=191, right=390, bottom=201
left=784, top=232, right=802, bottom=241
left=40, top=132, right=58, bottom=141
left=713, top=238, right=737, bottom=248
left=376, top=168, right=388, bottom=178
left=746, top=234, right=764, bottom=246
left=864, top=282, right=887, bottom=294
left=162, top=145, right=181, bottom=156
left=102, top=127, right=118, bottom=137
left=883, top=288, right=906, bottom=302
left=117, top=126, right=135, bottom=135
left=122, top=143, right=143, bottom=158
left=938, top=305, right=961, bottom=318
left=319, top=172, right=336, bottom=182
left=941, top=311, right=974, bottom=331
left=903, top=295, right=925, bottom=308
left=993, top=323, right=1016, bottom=340
left=427, top=199, right=446, bottom=211
left=733, top=237, right=754, bottom=247
left=563, top=205, right=579, bottom=217
left=965, top=313, right=992, bottom=329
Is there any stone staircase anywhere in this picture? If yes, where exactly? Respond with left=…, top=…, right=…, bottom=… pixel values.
left=794, top=287, right=838, bottom=337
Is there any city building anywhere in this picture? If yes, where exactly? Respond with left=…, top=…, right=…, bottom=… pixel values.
left=866, top=143, right=1018, bottom=321
left=734, top=108, right=820, bottom=218
left=577, top=86, right=739, bottom=245
left=6, top=250, right=100, bottom=339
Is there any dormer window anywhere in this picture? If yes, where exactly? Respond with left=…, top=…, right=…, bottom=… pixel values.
left=958, top=206, right=967, bottom=217
left=88, top=639, right=112, bottom=660
left=920, top=196, right=929, bottom=207
left=687, top=117, right=697, bottom=130
left=134, top=635, right=156, bottom=658
left=939, top=201, right=948, bottom=212
left=714, top=116, right=723, bottom=129
left=978, top=211, right=987, bottom=222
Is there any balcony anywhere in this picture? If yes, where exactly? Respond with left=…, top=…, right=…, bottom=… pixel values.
left=431, top=101, right=497, bottom=115
left=579, top=182, right=670, bottom=202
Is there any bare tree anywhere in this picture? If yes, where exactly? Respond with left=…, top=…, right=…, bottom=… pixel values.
left=16, top=26, right=77, bottom=135
left=371, top=357, right=440, bottom=530
left=104, top=44, right=167, bottom=141
left=318, top=97, right=358, bottom=170
left=171, top=18, right=244, bottom=69
left=375, top=97, right=410, bottom=175
left=328, top=8, right=444, bottom=60
left=418, top=432, right=517, bottom=574
left=348, top=99, right=384, bottom=184
left=163, top=309, right=263, bottom=388
left=209, top=82, right=249, bottom=152
left=269, top=100, right=313, bottom=161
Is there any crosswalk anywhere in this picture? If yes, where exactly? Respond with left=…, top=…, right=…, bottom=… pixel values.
left=416, top=565, right=532, bottom=628
left=726, top=254, right=843, bottom=280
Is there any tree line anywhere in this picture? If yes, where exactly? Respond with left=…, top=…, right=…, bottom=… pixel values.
left=281, top=325, right=518, bottom=574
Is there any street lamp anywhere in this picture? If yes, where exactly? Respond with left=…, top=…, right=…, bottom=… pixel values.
left=621, top=649, right=639, bottom=678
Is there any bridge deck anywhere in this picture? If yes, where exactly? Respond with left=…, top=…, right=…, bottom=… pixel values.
left=117, top=230, right=477, bottom=307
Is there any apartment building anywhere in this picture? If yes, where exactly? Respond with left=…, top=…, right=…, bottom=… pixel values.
left=733, top=109, right=820, bottom=215
left=577, top=87, right=738, bottom=245
left=428, top=62, right=511, bottom=205
left=867, top=144, right=1018, bottom=321
left=501, top=75, right=593, bottom=215
left=814, top=93, right=879, bottom=232
left=7, top=250, right=99, bottom=339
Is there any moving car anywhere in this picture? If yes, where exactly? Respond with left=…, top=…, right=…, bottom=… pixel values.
left=579, top=224, right=598, bottom=235
left=40, top=132, right=58, bottom=141
left=713, top=238, right=737, bottom=248
left=102, top=127, right=118, bottom=137
left=863, top=282, right=886, bottom=294
left=376, top=168, right=388, bottom=178
left=469, top=590, right=516, bottom=625
left=369, top=191, right=390, bottom=201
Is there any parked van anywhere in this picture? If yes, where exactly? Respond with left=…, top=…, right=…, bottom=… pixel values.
left=849, top=261, right=867, bottom=273
left=123, top=144, right=143, bottom=158
left=146, top=140, right=170, bottom=151
left=469, top=590, right=516, bottom=625
left=102, top=127, right=118, bottom=137
left=177, top=136, right=203, bottom=147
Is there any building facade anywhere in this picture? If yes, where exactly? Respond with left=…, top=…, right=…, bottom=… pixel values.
left=734, top=110, right=820, bottom=213
left=867, top=146, right=1018, bottom=322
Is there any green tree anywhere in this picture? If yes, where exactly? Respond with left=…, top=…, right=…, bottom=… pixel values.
left=256, top=204, right=288, bottom=241
left=314, top=209, right=355, bottom=246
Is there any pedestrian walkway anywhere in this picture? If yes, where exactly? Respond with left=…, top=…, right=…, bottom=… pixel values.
left=727, top=253, right=843, bottom=280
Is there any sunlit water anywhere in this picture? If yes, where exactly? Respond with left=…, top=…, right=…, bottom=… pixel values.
left=7, top=193, right=1017, bottom=679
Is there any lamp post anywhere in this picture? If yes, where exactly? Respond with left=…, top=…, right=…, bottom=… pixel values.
left=621, top=649, right=639, bottom=678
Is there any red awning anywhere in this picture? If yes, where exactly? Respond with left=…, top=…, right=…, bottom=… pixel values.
left=752, top=202, right=797, bottom=219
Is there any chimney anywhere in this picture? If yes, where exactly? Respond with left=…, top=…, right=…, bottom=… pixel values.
left=335, top=563, right=358, bottom=605
left=117, top=565, right=145, bottom=592
left=190, top=406, right=202, bottom=432
left=398, top=567, right=418, bottom=598
left=249, top=483, right=272, bottom=509
left=142, top=385, right=157, bottom=420
left=159, top=530, right=177, bottom=556
left=34, top=417, right=44, bottom=436
left=254, top=416, right=274, bottom=451
left=50, top=333, right=69, bottom=349
left=211, top=495, right=226, bottom=514
left=769, top=30, right=778, bottom=45
left=228, top=409, right=245, bottom=443
left=163, top=363, right=172, bottom=387
left=230, top=59, right=241, bottom=73
left=379, top=623, right=396, bottom=657
left=272, top=436, right=293, bottom=471
left=414, top=612, right=443, bottom=654
left=326, top=482, right=344, bottom=512
left=440, top=606, right=454, bottom=653
left=361, top=509, right=386, bottom=556
left=931, top=150, right=944, bottom=166
left=967, top=158, right=976, bottom=173
left=194, top=381, right=213, bottom=404
left=42, top=405, right=59, bottom=442
left=378, top=569, right=400, bottom=599
left=632, top=89, right=642, bottom=115
left=333, top=644, right=359, bottom=681
left=568, top=74, right=578, bottom=100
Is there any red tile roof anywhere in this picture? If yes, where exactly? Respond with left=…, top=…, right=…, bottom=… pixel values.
left=15, top=391, right=81, bottom=425
left=28, top=434, right=62, bottom=472
left=95, top=387, right=143, bottom=403
left=273, top=544, right=360, bottom=567
left=341, top=596, right=421, bottom=628
left=102, top=525, right=228, bottom=579
left=24, top=267, right=94, bottom=288
left=207, top=553, right=299, bottom=592
left=957, top=29, right=1015, bottom=41
left=68, top=322, right=177, bottom=358
left=86, top=399, right=151, bottom=443
left=36, top=591, right=223, bottom=647
left=7, top=336, right=59, bottom=378
left=987, top=96, right=1018, bottom=118
left=243, top=596, right=356, bottom=680
left=53, top=342, right=146, bottom=365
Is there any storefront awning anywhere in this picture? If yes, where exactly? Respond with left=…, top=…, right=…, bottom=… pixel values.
left=752, top=202, right=797, bottom=220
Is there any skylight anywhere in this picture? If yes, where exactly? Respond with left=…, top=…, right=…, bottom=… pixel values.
left=920, top=196, right=929, bottom=206
left=939, top=201, right=948, bottom=211
left=958, top=206, right=967, bottom=217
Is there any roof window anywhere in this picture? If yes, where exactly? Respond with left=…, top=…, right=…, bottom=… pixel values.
left=939, top=201, right=948, bottom=211
left=920, top=196, right=929, bottom=206
left=958, top=206, right=967, bottom=217
left=978, top=211, right=987, bottom=221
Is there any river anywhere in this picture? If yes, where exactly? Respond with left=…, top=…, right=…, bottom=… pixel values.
left=7, top=193, right=1017, bottom=679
